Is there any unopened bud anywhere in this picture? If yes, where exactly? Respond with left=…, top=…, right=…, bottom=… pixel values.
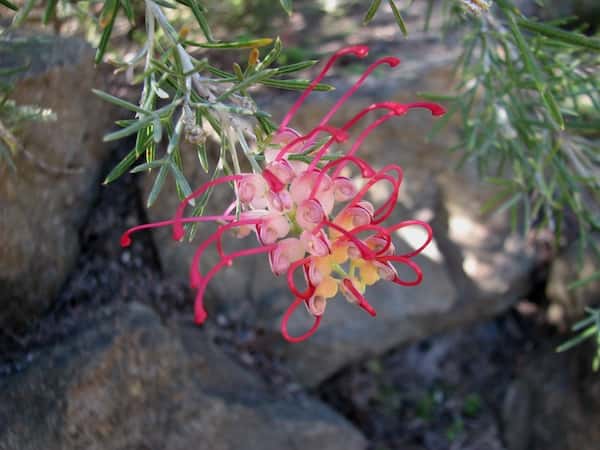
left=248, top=48, right=259, bottom=67
left=460, top=0, right=492, bottom=15
left=179, top=26, right=190, bottom=40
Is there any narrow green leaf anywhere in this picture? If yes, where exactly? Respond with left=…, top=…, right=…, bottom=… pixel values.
left=43, top=0, right=59, bottom=24
left=417, top=92, right=458, bottom=102
left=184, top=38, right=273, bottom=49
left=131, top=160, right=166, bottom=173
left=152, top=118, right=162, bottom=143
left=166, top=115, right=184, bottom=154
left=568, top=271, right=600, bottom=291
left=260, top=78, right=333, bottom=91
left=232, top=63, right=244, bottom=81
left=12, top=0, right=37, bottom=25
left=257, top=113, right=277, bottom=135
left=169, top=161, right=193, bottom=199
left=152, top=0, right=177, bottom=8
left=197, top=141, right=209, bottom=173
left=187, top=0, right=215, bottom=42
left=517, top=18, right=600, bottom=51
left=0, top=64, right=29, bottom=77
left=145, top=138, right=155, bottom=164
left=135, top=124, right=153, bottom=157
left=147, top=164, right=169, bottom=208
left=387, top=0, right=407, bottom=36
left=199, top=109, right=222, bottom=135
left=0, top=0, right=18, bottom=11
left=0, top=141, right=16, bottom=172
left=498, top=193, right=522, bottom=218
left=556, top=326, right=597, bottom=352
left=92, top=89, right=149, bottom=114
left=541, top=89, right=565, bottom=130
left=216, top=69, right=277, bottom=101
left=186, top=168, right=221, bottom=240
left=103, top=147, right=142, bottom=184
left=174, top=0, right=206, bottom=12
left=363, top=0, right=382, bottom=24
left=171, top=148, right=189, bottom=201
left=275, top=60, right=318, bottom=75
left=256, top=37, right=282, bottom=71
left=522, top=195, right=531, bottom=235
left=479, top=189, right=514, bottom=215
left=572, top=312, right=599, bottom=332
left=95, top=0, right=119, bottom=64
left=279, top=0, right=292, bottom=16
left=506, top=12, right=545, bottom=92
left=205, top=65, right=234, bottom=79
left=120, top=0, right=135, bottom=24
left=104, top=116, right=154, bottom=142
left=423, top=0, right=434, bottom=32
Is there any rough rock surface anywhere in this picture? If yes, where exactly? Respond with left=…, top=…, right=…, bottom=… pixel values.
left=0, top=34, right=114, bottom=332
left=145, top=52, right=535, bottom=386
left=0, top=302, right=367, bottom=450
left=506, top=348, right=600, bottom=450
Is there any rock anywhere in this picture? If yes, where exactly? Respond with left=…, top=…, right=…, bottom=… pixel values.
left=0, top=33, right=115, bottom=332
left=502, top=380, right=532, bottom=450
left=546, top=233, right=600, bottom=326
left=0, top=303, right=367, bottom=450
left=509, top=348, right=600, bottom=450
left=143, top=47, right=534, bottom=386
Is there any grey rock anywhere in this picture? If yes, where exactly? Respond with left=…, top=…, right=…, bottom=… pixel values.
left=502, top=380, right=532, bottom=450
left=0, top=34, right=114, bottom=331
left=511, top=348, right=600, bottom=450
left=0, top=303, right=367, bottom=450
left=144, top=52, right=534, bottom=386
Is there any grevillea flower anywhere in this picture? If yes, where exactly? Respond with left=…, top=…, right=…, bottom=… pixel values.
left=121, top=46, right=445, bottom=343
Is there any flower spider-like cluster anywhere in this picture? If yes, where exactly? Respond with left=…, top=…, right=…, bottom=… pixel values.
left=121, top=45, right=445, bottom=342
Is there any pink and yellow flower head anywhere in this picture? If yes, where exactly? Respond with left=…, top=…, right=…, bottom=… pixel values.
left=120, top=45, right=445, bottom=343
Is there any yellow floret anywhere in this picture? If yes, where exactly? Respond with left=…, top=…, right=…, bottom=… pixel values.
left=330, top=244, right=349, bottom=264
left=329, top=215, right=353, bottom=239
left=315, top=275, right=339, bottom=298
left=359, top=262, right=380, bottom=286
left=314, top=256, right=333, bottom=277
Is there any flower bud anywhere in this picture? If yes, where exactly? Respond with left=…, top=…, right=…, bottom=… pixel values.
left=238, top=174, right=267, bottom=204
left=374, top=261, right=397, bottom=281
left=267, top=190, right=293, bottom=212
left=269, top=238, right=305, bottom=275
left=333, top=176, right=357, bottom=202
left=307, top=260, right=324, bottom=286
left=365, top=235, right=395, bottom=256
left=296, top=199, right=325, bottom=231
left=258, top=214, right=290, bottom=244
left=307, top=295, right=327, bottom=316
left=265, top=159, right=295, bottom=186
left=347, top=202, right=374, bottom=227
left=290, top=171, right=334, bottom=214
left=300, top=231, right=331, bottom=257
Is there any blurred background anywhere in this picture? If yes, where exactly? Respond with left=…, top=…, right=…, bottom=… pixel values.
left=1, top=1, right=599, bottom=449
